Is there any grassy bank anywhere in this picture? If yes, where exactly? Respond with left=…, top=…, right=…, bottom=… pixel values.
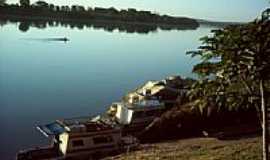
left=106, top=136, right=261, bottom=160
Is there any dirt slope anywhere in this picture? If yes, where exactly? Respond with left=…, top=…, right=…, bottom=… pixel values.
left=105, top=136, right=261, bottom=160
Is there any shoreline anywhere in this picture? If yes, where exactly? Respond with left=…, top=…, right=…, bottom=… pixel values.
left=14, top=75, right=261, bottom=159
left=0, top=6, right=200, bottom=30
left=0, top=14, right=200, bottom=30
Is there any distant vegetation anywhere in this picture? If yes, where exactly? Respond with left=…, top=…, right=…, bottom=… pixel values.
left=0, top=0, right=199, bottom=33
left=197, top=19, right=245, bottom=27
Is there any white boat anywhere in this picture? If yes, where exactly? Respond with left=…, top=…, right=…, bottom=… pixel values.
left=109, top=100, right=166, bottom=135
left=17, top=116, right=139, bottom=160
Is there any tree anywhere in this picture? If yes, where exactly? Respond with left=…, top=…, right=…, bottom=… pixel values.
left=48, top=4, right=55, bottom=11
left=34, top=1, right=49, bottom=9
left=18, top=21, right=30, bottom=32
left=55, top=5, right=60, bottom=12
left=60, top=5, right=70, bottom=12
left=71, top=5, right=84, bottom=12
left=20, top=0, right=30, bottom=7
left=187, top=9, right=270, bottom=160
left=0, top=0, right=6, bottom=6
left=108, top=7, right=118, bottom=14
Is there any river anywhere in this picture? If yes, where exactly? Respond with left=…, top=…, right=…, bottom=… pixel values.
left=0, top=20, right=216, bottom=159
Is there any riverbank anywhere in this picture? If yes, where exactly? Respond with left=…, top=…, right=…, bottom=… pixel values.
left=14, top=75, right=261, bottom=160
left=0, top=5, right=199, bottom=31
left=0, top=14, right=199, bottom=34
left=104, top=136, right=261, bottom=160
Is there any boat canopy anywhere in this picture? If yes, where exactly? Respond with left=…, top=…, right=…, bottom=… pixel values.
left=37, top=122, right=66, bottom=137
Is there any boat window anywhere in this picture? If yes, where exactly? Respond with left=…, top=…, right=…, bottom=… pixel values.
left=93, top=136, right=113, bottom=144
left=72, top=140, right=84, bottom=147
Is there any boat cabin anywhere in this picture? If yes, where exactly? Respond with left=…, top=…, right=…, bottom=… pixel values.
left=17, top=116, right=128, bottom=160
left=111, top=100, right=165, bottom=134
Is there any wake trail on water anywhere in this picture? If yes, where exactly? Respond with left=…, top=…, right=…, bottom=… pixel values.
left=20, top=37, right=70, bottom=42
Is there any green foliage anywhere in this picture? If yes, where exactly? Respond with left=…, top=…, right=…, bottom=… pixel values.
left=19, top=0, right=30, bottom=7
left=18, top=21, right=30, bottom=32
left=34, top=1, right=49, bottom=9
left=187, top=9, right=270, bottom=115
left=0, top=1, right=199, bottom=29
left=0, top=0, right=6, bottom=6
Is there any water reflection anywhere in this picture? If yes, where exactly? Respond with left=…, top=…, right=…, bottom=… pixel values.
left=0, top=20, right=214, bottom=159
left=18, top=21, right=30, bottom=32
left=0, top=17, right=199, bottom=34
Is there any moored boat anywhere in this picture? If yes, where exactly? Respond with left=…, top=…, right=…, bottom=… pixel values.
left=17, top=116, right=139, bottom=160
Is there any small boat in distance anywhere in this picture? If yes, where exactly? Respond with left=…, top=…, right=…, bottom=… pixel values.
left=22, top=37, right=70, bottom=42
left=45, top=37, right=69, bottom=42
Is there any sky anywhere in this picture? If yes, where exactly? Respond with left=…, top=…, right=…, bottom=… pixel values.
left=6, top=0, right=269, bottom=22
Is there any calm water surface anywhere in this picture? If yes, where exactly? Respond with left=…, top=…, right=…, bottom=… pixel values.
left=0, top=22, right=214, bottom=159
